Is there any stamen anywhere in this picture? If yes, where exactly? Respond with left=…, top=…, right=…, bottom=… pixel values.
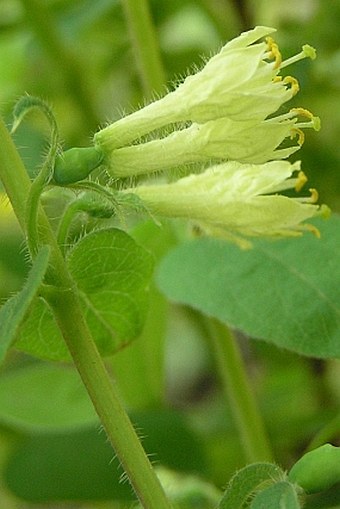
left=280, top=44, right=317, bottom=69
left=290, top=128, right=305, bottom=146
left=296, top=188, right=319, bottom=204
left=305, top=224, right=321, bottom=238
left=264, top=111, right=297, bottom=124
left=309, top=188, right=319, bottom=203
left=283, top=76, right=300, bottom=95
left=290, top=108, right=321, bottom=132
left=265, top=107, right=314, bottom=125
left=296, top=117, right=321, bottom=132
left=290, top=107, right=314, bottom=120
left=266, top=37, right=282, bottom=69
left=295, top=171, right=308, bottom=192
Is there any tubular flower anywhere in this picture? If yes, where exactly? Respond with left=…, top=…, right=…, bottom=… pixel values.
left=125, top=160, right=329, bottom=247
left=106, top=108, right=319, bottom=177
left=94, top=26, right=316, bottom=152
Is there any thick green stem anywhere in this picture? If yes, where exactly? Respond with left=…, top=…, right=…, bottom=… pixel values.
left=0, top=116, right=172, bottom=509
left=20, top=0, right=99, bottom=134
left=121, top=0, right=166, bottom=97
left=205, top=318, right=273, bottom=463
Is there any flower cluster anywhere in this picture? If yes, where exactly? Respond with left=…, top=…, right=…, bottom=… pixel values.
left=93, top=26, right=327, bottom=244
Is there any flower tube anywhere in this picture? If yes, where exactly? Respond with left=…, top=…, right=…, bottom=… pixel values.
left=94, top=26, right=316, bottom=151
left=125, top=160, right=328, bottom=246
left=105, top=109, right=319, bottom=177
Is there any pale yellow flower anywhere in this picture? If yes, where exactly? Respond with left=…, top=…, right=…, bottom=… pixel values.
left=94, top=26, right=316, bottom=152
left=106, top=108, right=319, bottom=177
left=126, top=160, right=328, bottom=247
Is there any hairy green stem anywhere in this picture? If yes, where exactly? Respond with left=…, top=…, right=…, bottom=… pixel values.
left=0, top=116, right=172, bottom=509
left=20, top=0, right=99, bottom=134
left=205, top=318, right=273, bottom=463
left=46, top=287, right=173, bottom=509
left=121, top=0, right=166, bottom=97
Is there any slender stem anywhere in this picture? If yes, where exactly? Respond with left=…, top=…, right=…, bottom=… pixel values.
left=19, top=0, right=99, bottom=134
left=121, top=0, right=166, bottom=97
left=47, top=287, right=173, bottom=509
left=0, top=116, right=71, bottom=283
left=205, top=318, right=273, bottom=463
left=0, top=116, right=173, bottom=509
left=0, top=117, right=31, bottom=230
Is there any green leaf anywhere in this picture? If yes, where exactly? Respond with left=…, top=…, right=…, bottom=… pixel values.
left=250, top=481, right=300, bottom=509
left=15, top=228, right=153, bottom=361
left=0, top=246, right=50, bottom=364
left=4, top=427, right=134, bottom=503
left=219, top=463, right=285, bottom=509
left=157, top=216, right=340, bottom=358
left=0, top=364, right=97, bottom=432
left=4, top=409, right=206, bottom=503
left=110, top=220, right=176, bottom=409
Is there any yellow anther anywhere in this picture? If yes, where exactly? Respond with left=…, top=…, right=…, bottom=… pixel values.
left=290, top=128, right=305, bottom=146
left=283, top=76, right=300, bottom=95
left=272, top=76, right=282, bottom=83
left=305, top=224, right=321, bottom=238
left=296, top=187, right=319, bottom=204
left=290, top=107, right=314, bottom=120
left=266, top=37, right=282, bottom=69
left=309, top=188, right=319, bottom=203
left=295, top=171, right=308, bottom=192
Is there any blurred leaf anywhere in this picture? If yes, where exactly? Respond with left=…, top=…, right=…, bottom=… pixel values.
left=218, top=463, right=284, bottom=509
left=16, top=228, right=153, bottom=361
left=4, top=408, right=206, bottom=502
left=157, top=216, right=340, bottom=359
left=0, top=363, right=97, bottom=432
left=111, top=220, right=176, bottom=408
left=0, top=246, right=50, bottom=364
left=250, top=481, right=300, bottom=509
left=4, top=426, right=134, bottom=503
left=150, top=466, right=221, bottom=509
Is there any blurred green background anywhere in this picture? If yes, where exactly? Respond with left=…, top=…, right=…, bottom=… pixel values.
left=0, top=1, right=339, bottom=508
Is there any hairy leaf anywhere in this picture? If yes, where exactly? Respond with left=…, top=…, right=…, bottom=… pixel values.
left=219, top=463, right=285, bottom=509
left=250, top=481, right=300, bottom=508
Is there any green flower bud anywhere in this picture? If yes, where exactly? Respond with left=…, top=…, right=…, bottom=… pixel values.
left=54, top=147, right=104, bottom=185
left=288, top=444, right=340, bottom=494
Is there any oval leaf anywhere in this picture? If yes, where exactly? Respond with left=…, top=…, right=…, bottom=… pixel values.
left=157, top=216, right=340, bottom=358
left=16, top=228, right=153, bottom=361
